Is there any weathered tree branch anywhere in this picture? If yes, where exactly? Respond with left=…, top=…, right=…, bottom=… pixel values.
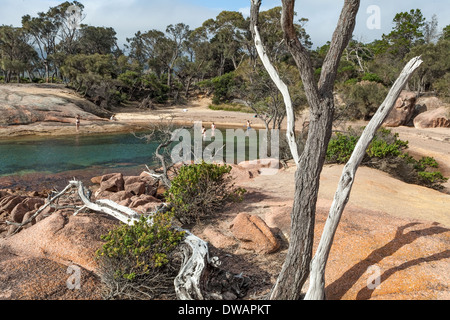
left=318, top=0, right=361, bottom=95
left=250, top=0, right=301, bottom=167
left=280, top=0, right=321, bottom=109
left=10, top=179, right=231, bottom=300
left=251, top=0, right=361, bottom=300
left=174, top=229, right=222, bottom=300
left=305, top=56, right=423, bottom=300
left=68, top=180, right=220, bottom=299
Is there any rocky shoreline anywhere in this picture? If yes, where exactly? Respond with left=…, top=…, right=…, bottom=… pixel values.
left=0, top=160, right=449, bottom=300
left=0, top=84, right=449, bottom=300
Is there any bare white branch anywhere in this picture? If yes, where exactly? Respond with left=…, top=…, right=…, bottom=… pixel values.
left=305, top=56, right=423, bottom=300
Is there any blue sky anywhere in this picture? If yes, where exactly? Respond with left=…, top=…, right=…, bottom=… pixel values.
left=1, top=0, right=449, bottom=49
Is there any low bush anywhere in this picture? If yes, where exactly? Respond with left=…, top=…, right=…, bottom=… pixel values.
left=361, top=72, right=383, bottom=83
left=166, top=162, right=246, bottom=225
left=400, top=153, right=448, bottom=188
left=326, top=127, right=448, bottom=190
left=337, top=81, right=389, bottom=120
left=326, top=131, right=359, bottom=163
left=198, top=72, right=239, bottom=105
left=208, top=103, right=254, bottom=113
left=96, top=213, right=185, bottom=300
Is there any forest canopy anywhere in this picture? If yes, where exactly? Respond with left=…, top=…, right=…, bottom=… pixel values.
left=0, top=2, right=448, bottom=119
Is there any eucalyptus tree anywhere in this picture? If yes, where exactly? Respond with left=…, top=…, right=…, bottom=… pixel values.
left=250, top=0, right=361, bottom=300
left=51, top=1, right=85, bottom=55
left=165, top=23, right=191, bottom=96
left=250, top=0, right=423, bottom=301
left=441, top=24, right=450, bottom=41
left=21, top=1, right=84, bottom=82
left=75, top=25, right=120, bottom=56
left=237, top=61, right=306, bottom=130
left=201, top=11, right=248, bottom=76
left=22, top=13, right=59, bottom=82
left=406, top=36, right=450, bottom=94
left=128, top=23, right=190, bottom=98
left=0, top=25, right=38, bottom=82
left=177, top=27, right=215, bottom=97
left=257, top=6, right=311, bottom=62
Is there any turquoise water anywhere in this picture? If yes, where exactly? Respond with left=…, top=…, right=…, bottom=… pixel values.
left=0, top=128, right=263, bottom=190
left=0, top=132, right=160, bottom=177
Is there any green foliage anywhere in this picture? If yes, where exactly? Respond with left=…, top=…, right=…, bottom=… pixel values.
left=367, top=128, right=409, bottom=158
left=414, top=156, right=439, bottom=170
left=382, top=9, right=426, bottom=57
left=400, top=154, right=448, bottom=187
left=326, top=127, right=447, bottom=189
left=361, top=73, right=382, bottom=83
left=417, top=171, right=447, bottom=184
left=406, top=39, right=450, bottom=93
left=96, top=213, right=185, bottom=299
left=337, top=81, right=389, bottom=120
left=76, top=26, right=120, bottom=55
left=208, top=103, right=253, bottom=113
left=118, top=70, right=169, bottom=103
left=97, top=213, right=184, bottom=279
left=327, top=127, right=408, bottom=164
left=337, top=60, right=358, bottom=82
left=433, top=73, right=450, bottom=102
left=441, top=25, right=450, bottom=41
left=326, top=131, right=359, bottom=163
left=166, top=162, right=246, bottom=225
left=199, top=72, right=238, bottom=105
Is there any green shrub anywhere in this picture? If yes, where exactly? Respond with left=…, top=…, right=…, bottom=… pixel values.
left=199, top=72, right=238, bottom=105
left=96, top=213, right=185, bottom=300
left=326, top=127, right=409, bottom=164
left=326, top=131, right=359, bottom=163
left=367, top=128, right=409, bottom=158
left=166, top=162, right=246, bottom=225
left=208, top=103, right=253, bottom=113
left=337, top=81, right=389, bottom=120
left=326, top=127, right=448, bottom=190
left=344, top=78, right=359, bottom=85
left=414, top=156, right=439, bottom=170
left=400, top=153, right=448, bottom=188
left=417, top=171, right=448, bottom=185
left=361, top=72, right=383, bottom=83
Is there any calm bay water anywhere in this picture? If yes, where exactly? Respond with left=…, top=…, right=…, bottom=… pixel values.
left=0, top=132, right=160, bottom=177
left=0, top=128, right=261, bottom=191
left=0, top=132, right=162, bottom=190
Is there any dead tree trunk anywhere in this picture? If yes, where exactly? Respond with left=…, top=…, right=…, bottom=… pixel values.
left=251, top=0, right=360, bottom=300
left=305, top=56, right=423, bottom=300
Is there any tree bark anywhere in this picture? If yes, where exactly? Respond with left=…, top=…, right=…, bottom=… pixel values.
left=250, top=0, right=360, bottom=300
left=305, top=56, right=423, bottom=300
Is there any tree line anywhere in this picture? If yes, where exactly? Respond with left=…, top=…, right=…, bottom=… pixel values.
left=0, top=1, right=448, bottom=121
